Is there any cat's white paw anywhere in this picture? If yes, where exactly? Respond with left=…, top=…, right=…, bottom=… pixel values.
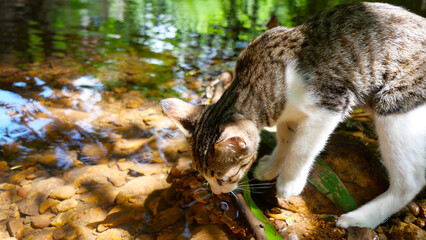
left=337, top=211, right=381, bottom=229
left=275, top=174, right=306, bottom=200
left=253, top=155, right=281, bottom=181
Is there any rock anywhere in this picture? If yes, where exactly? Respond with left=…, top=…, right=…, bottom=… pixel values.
left=50, top=211, right=76, bottom=227
left=192, top=189, right=211, bottom=204
left=97, top=206, right=145, bottom=231
left=97, top=224, right=108, bottom=232
left=0, top=183, right=15, bottom=191
left=18, top=177, right=65, bottom=216
left=17, top=186, right=29, bottom=197
left=0, top=230, right=10, bottom=239
left=39, top=198, right=60, bottom=214
left=24, top=230, right=54, bottom=240
left=404, top=212, right=417, bottom=224
left=31, top=214, right=54, bottom=229
left=413, top=218, right=425, bottom=229
left=77, top=184, right=119, bottom=207
left=378, top=233, right=388, bottom=240
left=116, top=161, right=135, bottom=171
left=183, top=224, right=228, bottom=240
left=408, top=202, right=421, bottom=216
left=347, top=227, right=378, bottom=240
left=81, top=143, right=108, bottom=163
left=95, top=229, right=122, bottom=240
left=32, top=170, right=50, bottom=179
left=121, top=91, right=144, bottom=109
left=79, top=207, right=107, bottom=225
left=55, top=199, right=78, bottom=212
left=151, top=135, right=189, bottom=162
left=1, top=141, right=20, bottom=157
left=18, top=179, right=31, bottom=188
left=113, top=139, right=149, bottom=155
left=106, top=169, right=128, bottom=187
left=130, top=163, right=170, bottom=176
left=27, top=151, right=59, bottom=168
left=388, top=221, right=426, bottom=240
left=53, top=227, right=65, bottom=239
left=116, top=173, right=170, bottom=208
left=185, top=202, right=209, bottom=225
left=418, top=200, right=426, bottom=219
left=0, top=211, right=8, bottom=221
left=141, top=109, right=174, bottom=129
left=49, top=185, right=76, bottom=200
left=0, top=190, right=12, bottom=211
left=25, top=173, right=37, bottom=180
left=9, top=167, right=37, bottom=184
left=9, top=204, right=19, bottom=218
left=7, top=218, right=24, bottom=240
left=0, top=161, right=8, bottom=170
left=64, top=164, right=123, bottom=188
left=145, top=207, right=184, bottom=233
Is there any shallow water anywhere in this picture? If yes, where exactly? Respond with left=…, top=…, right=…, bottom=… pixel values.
left=0, top=0, right=425, bottom=166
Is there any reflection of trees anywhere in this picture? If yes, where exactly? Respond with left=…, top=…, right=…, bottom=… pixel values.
left=0, top=0, right=424, bottom=65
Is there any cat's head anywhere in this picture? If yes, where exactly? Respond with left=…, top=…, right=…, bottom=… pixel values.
left=160, top=98, right=260, bottom=195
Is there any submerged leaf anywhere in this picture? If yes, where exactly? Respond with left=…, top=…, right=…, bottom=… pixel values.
left=242, top=175, right=283, bottom=240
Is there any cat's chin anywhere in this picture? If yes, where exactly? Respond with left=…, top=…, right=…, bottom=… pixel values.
left=211, top=183, right=238, bottom=195
left=206, top=177, right=238, bottom=195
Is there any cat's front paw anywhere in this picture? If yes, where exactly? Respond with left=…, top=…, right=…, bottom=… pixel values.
left=253, top=155, right=281, bottom=181
left=337, top=211, right=380, bottom=229
left=275, top=174, right=306, bottom=200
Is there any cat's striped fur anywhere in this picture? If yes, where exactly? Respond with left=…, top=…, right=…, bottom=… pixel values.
left=161, top=2, right=425, bottom=229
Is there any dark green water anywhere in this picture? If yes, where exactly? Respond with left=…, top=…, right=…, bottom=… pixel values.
left=1, top=0, right=424, bottom=96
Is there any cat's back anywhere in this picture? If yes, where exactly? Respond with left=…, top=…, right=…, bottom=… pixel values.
left=299, top=2, right=426, bottom=115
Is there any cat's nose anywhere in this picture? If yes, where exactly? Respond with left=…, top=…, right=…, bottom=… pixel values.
left=210, top=183, right=227, bottom=195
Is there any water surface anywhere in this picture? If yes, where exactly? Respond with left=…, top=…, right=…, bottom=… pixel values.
left=0, top=0, right=424, bottom=167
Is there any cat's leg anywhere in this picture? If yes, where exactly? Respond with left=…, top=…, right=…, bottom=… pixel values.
left=254, top=121, right=297, bottom=181
left=337, top=104, right=426, bottom=229
left=275, top=108, right=343, bottom=200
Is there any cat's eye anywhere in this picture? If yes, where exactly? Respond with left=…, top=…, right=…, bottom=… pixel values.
left=241, top=162, right=249, bottom=168
left=217, top=178, right=223, bottom=186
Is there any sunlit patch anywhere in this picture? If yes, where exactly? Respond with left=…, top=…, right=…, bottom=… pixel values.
left=73, top=75, right=103, bottom=89
left=13, top=82, right=27, bottom=87
left=39, top=86, right=54, bottom=98
left=34, top=76, right=46, bottom=86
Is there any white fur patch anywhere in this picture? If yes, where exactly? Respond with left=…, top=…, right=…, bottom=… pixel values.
left=337, top=103, right=426, bottom=228
left=254, top=62, right=343, bottom=199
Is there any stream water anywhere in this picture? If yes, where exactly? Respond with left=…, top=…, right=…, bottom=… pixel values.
left=1, top=0, right=424, bottom=167
left=0, top=0, right=425, bottom=239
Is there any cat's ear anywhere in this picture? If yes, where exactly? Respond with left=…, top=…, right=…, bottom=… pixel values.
left=215, top=136, right=247, bottom=155
left=160, top=98, right=203, bottom=137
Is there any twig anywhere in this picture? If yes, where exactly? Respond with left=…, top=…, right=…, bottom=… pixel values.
left=234, top=193, right=268, bottom=240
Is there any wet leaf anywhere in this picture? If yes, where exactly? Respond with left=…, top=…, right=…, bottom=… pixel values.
left=308, top=157, right=358, bottom=212
left=242, top=175, right=283, bottom=240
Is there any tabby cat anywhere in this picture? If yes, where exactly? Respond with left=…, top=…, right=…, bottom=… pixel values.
left=160, top=2, right=426, bottom=228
